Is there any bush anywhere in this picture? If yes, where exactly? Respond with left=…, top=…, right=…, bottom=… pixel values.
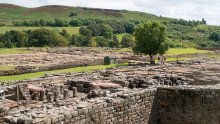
left=28, top=29, right=68, bottom=47
left=69, top=12, right=77, bottom=17
left=70, top=34, right=91, bottom=47
left=120, top=34, right=135, bottom=48
left=1, top=30, right=28, bottom=48
left=69, top=19, right=83, bottom=27
left=209, top=32, right=220, bottom=42
left=79, top=26, right=92, bottom=37
left=95, top=36, right=109, bottom=47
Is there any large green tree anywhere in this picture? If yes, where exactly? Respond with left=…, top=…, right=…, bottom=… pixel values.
left=133, top=21, right=168, bottom=64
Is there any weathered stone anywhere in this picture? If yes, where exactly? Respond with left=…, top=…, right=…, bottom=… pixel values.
left=39, top=90, right=45, bottom=101
left=47, top=92, right=53, bottom=103
left=53, top=90, right=58, bottom=102
left=63, top=89, right=69, bottom=99
left=72, top=87, right=77, bottom=97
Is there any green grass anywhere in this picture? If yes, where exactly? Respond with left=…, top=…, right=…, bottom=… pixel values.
left=112, top=48, right=132, bottom=52
left=0, top=48, right=31, bottom=54
left=111, top=48, right=210, bottom=55
left=0, top=26, right=80, bottom=35
left=0, top=65, right=15, bottom=71
left=166, top=57, right=189, bottom=62
left=166, top=48, right=210, bottom=55
left=0, top=64, right=125, bottom=82
left=116, top=33, right=127, bottom=41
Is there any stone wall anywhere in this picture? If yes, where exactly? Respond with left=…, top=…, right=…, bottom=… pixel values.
left=4, top=86, right=220, bottom=124
left=157, top=86, right=220, bottom=124
left=0, top=108, right=8, bottom=123
left=4, top=88, right=157, bottom=124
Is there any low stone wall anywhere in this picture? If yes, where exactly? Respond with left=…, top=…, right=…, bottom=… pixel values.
left=0, top=108, right=8, bottom=123
left=157, top=86, right=220, bottom=124
left=3, top=85, right=220, bottom=124
left=52, top=89, right=157, bottom=124
left=0, top=59, right=127, bottom=76
left=3, top=88, right=157, bottom=124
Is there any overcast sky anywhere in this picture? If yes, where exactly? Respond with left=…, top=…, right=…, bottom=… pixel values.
left=0, top=0, right=219, bottom=25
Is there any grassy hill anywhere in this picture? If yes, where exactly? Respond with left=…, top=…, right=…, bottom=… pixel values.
left=0, top=3, right=172, bottom=23
left=0, top=3, right=220, bottom=48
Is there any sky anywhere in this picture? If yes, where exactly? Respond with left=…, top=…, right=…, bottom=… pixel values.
left=0, top=0, right=219, bottom=26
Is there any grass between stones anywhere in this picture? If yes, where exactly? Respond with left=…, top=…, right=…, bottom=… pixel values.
left=0, top=48, right=31, bottom=54
left=0, top=65, right=16, bottom=71
left=112, top=47, right=210, bottom=55
left=0, top=64, right=125, bottom=82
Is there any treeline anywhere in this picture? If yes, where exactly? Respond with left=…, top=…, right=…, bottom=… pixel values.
left=13, top=18, right=140, bottom=28
left=13, top=19, right=69, bottom=27
left=0, top=28, right=135, bottom=48
left=0, top=29, right=68, bottom=48
left=168, top=18, right=206, bottom=27
left=70, top=22, right=136, bottom=47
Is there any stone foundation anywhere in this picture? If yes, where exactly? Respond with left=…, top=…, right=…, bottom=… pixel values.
left=3, top=88, right=157, bottom=124
left=3, top=86, right=220, bottom=124
left=157, top=86, right=220, bottom=124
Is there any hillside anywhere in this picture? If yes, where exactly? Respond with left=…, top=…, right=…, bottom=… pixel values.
left=0, top=3, right=171, bottom=23
left=0, top=4, right=220, bottom=48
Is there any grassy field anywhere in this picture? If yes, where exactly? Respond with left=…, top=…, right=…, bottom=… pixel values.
left=166, top=48, right=210, bottom=55
left=112, top=47, right=210, bottom=55
left=112, top=48, right=132, bottom=52
left=0, top=47, right=213, bottom=81
left=0, top=26, right=80, bottom=34
left=0, top=64, right=125, bottom=82
left=0, top=65, right=15, bottom=71
left=0, top=48, right=32, bottom=54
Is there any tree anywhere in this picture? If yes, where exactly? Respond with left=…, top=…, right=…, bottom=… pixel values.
left=69, top=12, right=77, bottom=17
left=120, top=34, right=135, bottom=48
left=100, top=24, right=113, bottom=39
left=109, top=35, right=119, bottom=48
left=95, top=36, right=109, bottom=47
left=28, top=29, right=67, bottom=47
left=124, top=22, right=135, bottom=34
left=70, top=34, right=91, bottom=47
left=60, top=29, right=70, bottom=40
left=39, top=19, right=47, bottom=26
left=86, top=24, right=113, bottom=39
left=79, top=26, right=92, bottom=37
left=69, top=19, right=82, bottom=27
left=2, top=30, right=27, bottom=48
left=54, top=18, right=68, bottom=27
left=87, top=23, right=102, bottom=36
left=108, top=21, right=126, bottom=34
left=133, top=21, right=168, bottom=64
left=209, top=32, right=220, bottom=42
left=202, top=18, right=207, bottom=24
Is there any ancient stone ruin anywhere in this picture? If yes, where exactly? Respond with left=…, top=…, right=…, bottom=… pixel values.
left=0, top=58, right=220, bottom=124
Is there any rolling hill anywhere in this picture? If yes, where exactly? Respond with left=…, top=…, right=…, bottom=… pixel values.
left=0, top=3, right=172, bottom=23
left=0, top=3, right=220, bottom=48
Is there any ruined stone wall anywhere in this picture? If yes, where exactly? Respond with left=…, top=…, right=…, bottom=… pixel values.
left=0, top=108, right=8, bottom=123
left=157, top=87, right=220, bottom=124
left=4, top=86, right=220, bottom=124
left=10, top=89, right=157, bottom=124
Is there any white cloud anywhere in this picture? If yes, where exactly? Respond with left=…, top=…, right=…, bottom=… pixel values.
left=0, top=0, right=219, bottom=25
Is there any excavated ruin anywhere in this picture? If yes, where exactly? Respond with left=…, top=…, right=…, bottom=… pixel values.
left=0, top=58, right=220, bottom=124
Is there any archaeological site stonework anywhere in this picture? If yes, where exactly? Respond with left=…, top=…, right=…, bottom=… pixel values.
left=2, top=86, right=220, bottom=124
left=1, top=58, right=220, bottom=124
left=157, top=86, right=220, bottom=124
